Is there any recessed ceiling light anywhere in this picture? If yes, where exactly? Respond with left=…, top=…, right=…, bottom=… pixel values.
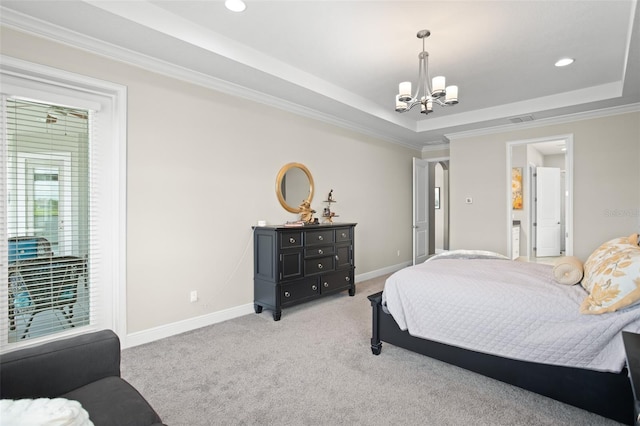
left=555, top=58, right=575, bottom=67
left=225, top=0, right=246, bottom=12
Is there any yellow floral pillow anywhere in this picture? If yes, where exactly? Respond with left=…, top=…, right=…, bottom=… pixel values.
left=580, top=236, right=640, bottom=314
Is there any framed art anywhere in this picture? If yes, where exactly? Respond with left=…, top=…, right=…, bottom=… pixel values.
left=512, top=167, right=523, bottom=210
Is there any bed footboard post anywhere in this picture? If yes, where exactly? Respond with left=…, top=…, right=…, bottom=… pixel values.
left=368, top=292, right=383, bottom=355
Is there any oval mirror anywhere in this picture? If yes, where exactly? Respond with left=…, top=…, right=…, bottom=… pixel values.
left=276, top=163, right=314, bottom=213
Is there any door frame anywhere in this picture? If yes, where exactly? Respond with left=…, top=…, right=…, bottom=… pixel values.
left=413, top=156, right=449, bottom=264
left=16, top=152, right=73, bottom=254
left=413, top=158, right=429, bottom=265
left=1, top=55, right=127, bottom=349
left=506, top=135, right=573, bottom=258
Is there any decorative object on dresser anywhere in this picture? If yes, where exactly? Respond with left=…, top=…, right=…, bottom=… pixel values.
left=322, top=189, right=339, bottom=223
left=253, top=223, right=356, bottom=321
left=275, top=162, right=316, bottom=223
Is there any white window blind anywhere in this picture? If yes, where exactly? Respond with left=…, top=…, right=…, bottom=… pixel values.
left=3, top=98, right=94, bottom=343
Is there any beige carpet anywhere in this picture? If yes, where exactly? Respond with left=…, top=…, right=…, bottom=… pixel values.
left=121, top=275, right=620, bottom=425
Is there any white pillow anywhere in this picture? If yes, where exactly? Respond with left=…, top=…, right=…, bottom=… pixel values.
left=552, top=256, right=583, bottom=285
left=0, top=398, right=93, bottom=426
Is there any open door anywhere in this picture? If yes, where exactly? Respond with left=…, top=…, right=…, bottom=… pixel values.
left=413, top=158, right=429, bottom=264
left=536, top=167, right=561, bottom=257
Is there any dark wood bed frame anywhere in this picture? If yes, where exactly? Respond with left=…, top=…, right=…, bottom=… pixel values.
left=368, top=291, right=634, bottom=425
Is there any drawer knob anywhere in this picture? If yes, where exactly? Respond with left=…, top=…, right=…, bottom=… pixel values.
left=284, top=291, right=291, bottom=298
left=312, top=285, right=318, bottom=291
left=341, top=232, right=347, bottom=238
left=323, top=282, right=329, bottom=288
left=318, top=249, right=323, bottom=254
left=318, top=235, right=324, bottom=241
left=335, top=255, right=339, bottom=260
left=318, top=263, right=323, bottom=269
left=289, top=237, right=296, bottom=244
left=345, top=276, right=350, bottom=282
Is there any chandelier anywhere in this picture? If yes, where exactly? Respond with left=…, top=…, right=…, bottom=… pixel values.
left=395, top=30, right=459, bottom=114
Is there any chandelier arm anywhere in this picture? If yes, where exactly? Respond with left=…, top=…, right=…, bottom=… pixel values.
left=424, top=53, right=433, bottom=99
left=413, top=54, right=423, bottom=102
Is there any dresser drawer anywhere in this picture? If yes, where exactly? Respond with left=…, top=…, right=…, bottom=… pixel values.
left=280, top=231, right=302, bottom=248
left=280, top=231, right=303, bottom=248
left=305, top=230, right=334, bottom=246
left=304, top=256, right=334, bottom=275
left=335, top=228, right=351, bottom=243
left=305, top=245, right=334, bottom=257
left=319, top=270, right=352, bottom=293
left=281, top=279, right=319, bottom=306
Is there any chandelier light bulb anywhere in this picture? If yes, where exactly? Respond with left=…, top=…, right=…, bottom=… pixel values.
left=431, top=76, right=446, bottom=98
left=445, top=86, right=458, bottom=104
left=398, top=82, right=412, bottom=102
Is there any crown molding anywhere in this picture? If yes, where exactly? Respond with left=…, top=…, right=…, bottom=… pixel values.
left=421, top=143, right=450, bottom=154
left=446, top=102, right=640, bottom=141
left=0, top=7, right=423, bottom=152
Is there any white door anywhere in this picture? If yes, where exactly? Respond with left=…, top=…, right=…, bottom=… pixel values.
left=536, top=167, right=561, bottom=257
left=15, top=153, right=73, bottom=255
left=413, top=158, right=429, bottom=265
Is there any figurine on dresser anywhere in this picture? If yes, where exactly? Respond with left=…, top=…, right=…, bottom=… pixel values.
left=298, top=200, right=316, bottom=223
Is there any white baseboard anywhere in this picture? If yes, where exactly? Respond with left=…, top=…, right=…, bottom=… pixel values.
left=122, top=303, right=255, bottom=349
left=121, top=262, right=411, bottom=349
left=355, top=261, right=410, bottom=282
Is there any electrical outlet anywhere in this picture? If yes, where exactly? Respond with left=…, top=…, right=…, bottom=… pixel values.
left=190, top=290, right=198, bottom=302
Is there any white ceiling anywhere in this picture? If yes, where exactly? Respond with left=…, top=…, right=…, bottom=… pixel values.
left=2, top=1, right=639, bottom=150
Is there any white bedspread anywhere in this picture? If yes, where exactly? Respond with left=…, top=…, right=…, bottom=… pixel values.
left=382, top=258, right=640, bottom=372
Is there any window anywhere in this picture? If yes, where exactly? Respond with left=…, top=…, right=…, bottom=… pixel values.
left=1, top=56, right=126, bottom=350
left=5, top=99, right=91, bottom=342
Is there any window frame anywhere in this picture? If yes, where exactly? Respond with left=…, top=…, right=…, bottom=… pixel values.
left=0, top=55, right=127, bottom=351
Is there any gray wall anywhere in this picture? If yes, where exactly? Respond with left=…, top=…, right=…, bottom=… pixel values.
left=3, top=26, right=639, bottom=339
left=449, top=111, right=640, bottom=260
left=1, top=27, right=419, bottom=334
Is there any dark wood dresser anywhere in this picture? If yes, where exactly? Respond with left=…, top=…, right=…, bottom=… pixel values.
left=253, top=223, right=356, bottom=320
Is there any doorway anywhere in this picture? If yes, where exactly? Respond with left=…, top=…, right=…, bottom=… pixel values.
left=507, top=136, right=573, bottom=261
left=413, top=157, right=449, bottom=264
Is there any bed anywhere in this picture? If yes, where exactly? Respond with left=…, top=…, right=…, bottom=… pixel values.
left=369, top=237, right=640, bottom=425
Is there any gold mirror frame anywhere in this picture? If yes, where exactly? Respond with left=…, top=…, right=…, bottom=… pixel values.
left=275, top=162, right=315, bottom=213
